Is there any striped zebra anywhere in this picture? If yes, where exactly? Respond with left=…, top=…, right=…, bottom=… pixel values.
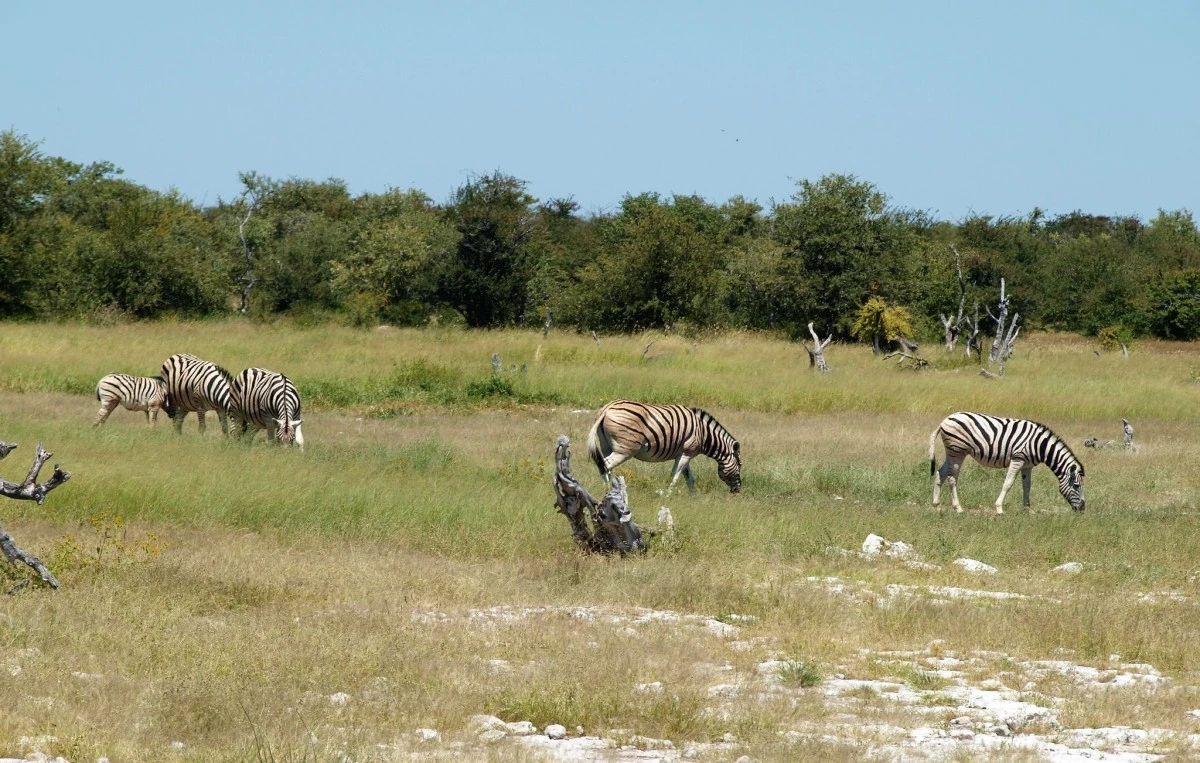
left=159, top=353, right=233, bottom=435
left=587, top=400, right=741, bottom=493
left=229, top=367, right=304, bottom=448
left=94, top=374, right=170, bottom=427
left=929, top=411, right=1085, bottom=514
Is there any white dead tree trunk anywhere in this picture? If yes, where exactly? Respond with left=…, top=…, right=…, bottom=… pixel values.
left=1, top=442, right=71, bottom=591
left=963, top=302, right=982, bottom=358
left=1123, top=419, right=1134, bottom=450
left=940, top=245, right=969, bottom=352
left=542, top=308, right=553, bottom=338
left=802, top=322, right=832, bottom=372
left=553, top=436, right=646, bottom=554
left=980, top=279, right=1021, bottom=378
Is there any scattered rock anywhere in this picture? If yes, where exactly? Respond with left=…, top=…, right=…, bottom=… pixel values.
left=545, top=724, right=567, bottom=740
left=328, top=692, right=351, bottom=706
left=468, top=715, right=509, bottom=736
left=414, top=728, right=441, bottom=743
left=1052, top=562, right=1084, bottom=574
left=478, top=729, right=507, bottom=744
left=634, top=681, right=664, bottom=693
left=505, top=721, right=536, bottom=736
left=953, top=558, right=998, bottom=574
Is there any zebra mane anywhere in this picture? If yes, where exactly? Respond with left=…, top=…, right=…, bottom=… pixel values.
left=693, top=408, right=736, bottom=445
left=1031, top=419, right=1084, bottom=475
left=212, top=364, right=234, bottom=383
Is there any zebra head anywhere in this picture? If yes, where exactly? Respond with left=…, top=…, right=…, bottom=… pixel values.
left=1058, top=462, right=1085, bottom=511
left=718, top=441, right=742, bottom=493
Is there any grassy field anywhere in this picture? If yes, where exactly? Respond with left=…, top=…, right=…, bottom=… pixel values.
left=2, top=321, right=1200, bottom=761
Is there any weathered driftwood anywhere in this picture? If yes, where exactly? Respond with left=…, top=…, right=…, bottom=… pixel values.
left=553, top=436, right=646, bottom=554
left=802, top=322, right=832, bottom=372
left=0, top=442, right=70, bottom=590
left=1084, top=438, right=1115, bottom=449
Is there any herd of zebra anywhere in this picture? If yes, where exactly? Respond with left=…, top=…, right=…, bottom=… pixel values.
left=587, top=402, right=1085, bottom=514
left=94, top=353, right=304, bottom=448
left=94, top=361, right=1084, bottom=512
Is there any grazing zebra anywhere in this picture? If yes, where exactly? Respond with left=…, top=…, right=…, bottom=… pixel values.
left=929, top=411, right=1085, bottom=514
left=159, top=353, right=233, bottom=435
left=587, top=400, right=741, bottom=493
left=94, top=374, right=170, bottom=427
left=229, top=367, right=304, bottom=448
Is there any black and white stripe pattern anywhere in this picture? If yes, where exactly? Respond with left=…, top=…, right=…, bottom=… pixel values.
left=159, top=353, right=233, bottom=435
left=587, top=400, right=741, bottom=493
left=929, top=411, right=1085, bottom=513
left=229, top=367, right=304, bottom=448
left=94, top=374, right=169, bottom=427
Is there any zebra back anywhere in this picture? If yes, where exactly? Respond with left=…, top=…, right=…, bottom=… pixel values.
left=160, top=353, right=233, bottom=415
left=96, top=373, right=167, bottom=407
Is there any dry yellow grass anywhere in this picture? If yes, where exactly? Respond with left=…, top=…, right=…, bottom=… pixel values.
left=1, top=321, right=1200, bottom=760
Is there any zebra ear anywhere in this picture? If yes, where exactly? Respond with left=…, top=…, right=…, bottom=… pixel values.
left=733, top=441, right=741, bottom=454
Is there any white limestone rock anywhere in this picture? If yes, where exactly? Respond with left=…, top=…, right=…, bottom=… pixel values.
left=953, top=558, right=998, bottom=574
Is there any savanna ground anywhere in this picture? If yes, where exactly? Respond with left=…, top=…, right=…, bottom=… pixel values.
left=2, top=322, right=1200, bottom=762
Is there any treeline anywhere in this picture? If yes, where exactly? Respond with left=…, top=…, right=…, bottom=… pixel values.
left=4, top=129, right=1200, bottom=341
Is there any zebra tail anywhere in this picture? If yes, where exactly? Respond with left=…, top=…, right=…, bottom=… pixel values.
left=928, top=427, right=939, bottom=476
left=586, top=415, right=606, bottom=476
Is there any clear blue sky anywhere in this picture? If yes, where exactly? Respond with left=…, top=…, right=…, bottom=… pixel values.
left=4, top=1, right=1197, bottom=220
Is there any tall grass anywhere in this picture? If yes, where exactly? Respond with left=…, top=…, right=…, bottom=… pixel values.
left=2, top=321, right=1200, bottom=759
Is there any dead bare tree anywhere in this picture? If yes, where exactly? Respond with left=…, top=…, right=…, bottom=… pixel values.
left=1, top=442, right=71, bottom=591
left=963, top=302, right=983, bottom=358
left=940, top=245, right=970, bottom=352
left=543, top=308, right=553, bottom=338
left=1123, top=419, right=1134, bottom=451
left=802, top=322, right=832, bottom=372
left=590, top=331, right=601, bottom=348
left=552, top=436, right=646, bottom=554
left=979, top=279, right=1021, bottom=378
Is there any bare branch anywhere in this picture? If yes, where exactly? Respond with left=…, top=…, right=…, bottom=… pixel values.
left=0, top=443, right=72, bottom=505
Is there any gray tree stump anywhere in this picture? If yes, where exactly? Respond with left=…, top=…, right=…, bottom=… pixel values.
left=0, top=441, right=71, bottom=590
left=553, top=436, right=646, bottom=554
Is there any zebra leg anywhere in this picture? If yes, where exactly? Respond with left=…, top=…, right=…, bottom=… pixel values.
left=197, top=411, right=206, bottom=434
left=171, top=411, right=186, bottom=434
left=1022, top=465, right=1033, bottom=508
left=149, top=406, right=159, bottom=427
left=294, top=424, right=305, bottom=450
left=94, top=398, right=119, bottom=427
left=947, top=458, right=965, bottom=513
left=601, top=452, right=633, bottom=488
left=218, top=410, right=230, bottom=437
left=934, top=458, right=957, bottom=510
left=995, top=460, right=1026, bottom=515
left=667, top=454, right=695, bottom=494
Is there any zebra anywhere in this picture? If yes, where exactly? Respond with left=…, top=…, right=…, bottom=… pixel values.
left=159, top=353, right=233, bottom=435
left=94, top=374, right=170, bottom=427
left=929, top=411, right=1085, bottom=514
left=587, top=400, right=741, bottom=493
left=229, top=367, right=304, bottom=448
